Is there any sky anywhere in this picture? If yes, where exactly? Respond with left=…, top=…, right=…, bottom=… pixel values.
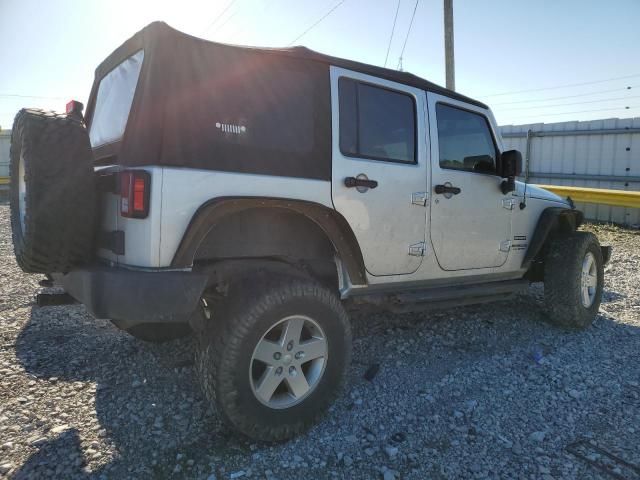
left=1, top=0, right=639, bottom=130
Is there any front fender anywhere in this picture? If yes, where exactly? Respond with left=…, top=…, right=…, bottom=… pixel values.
left=522, top=207, right=584, bottom=269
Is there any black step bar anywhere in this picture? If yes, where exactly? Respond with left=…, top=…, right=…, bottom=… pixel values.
left=348, top=279, right=529, bottom=314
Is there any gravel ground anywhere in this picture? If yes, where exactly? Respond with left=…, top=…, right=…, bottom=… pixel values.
left=1, top=204, right=639, bottom=479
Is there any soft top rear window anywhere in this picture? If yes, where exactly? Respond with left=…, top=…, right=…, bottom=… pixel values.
left=89, top=50, right=144, bottom=148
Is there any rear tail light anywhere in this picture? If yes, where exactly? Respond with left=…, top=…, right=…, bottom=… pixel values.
left=120, top=170, right=150, bottom=218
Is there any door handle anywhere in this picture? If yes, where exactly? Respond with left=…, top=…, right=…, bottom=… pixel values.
left=434, top=184, right=461, bottom=195
left=344, top=177, right=378, bottom=189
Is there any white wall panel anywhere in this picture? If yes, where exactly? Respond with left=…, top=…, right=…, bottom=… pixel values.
left=500, top=117, right=640, bottom=225
left=0, top=130, right=10, bottom=179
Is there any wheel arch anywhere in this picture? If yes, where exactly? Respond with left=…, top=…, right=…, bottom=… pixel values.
left=522, top=207, right=584, bottom=272
left=171, top=197, right=367, bottom=287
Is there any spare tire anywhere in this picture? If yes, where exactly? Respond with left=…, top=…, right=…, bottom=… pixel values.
left=10, top=109, right=96, bottom=273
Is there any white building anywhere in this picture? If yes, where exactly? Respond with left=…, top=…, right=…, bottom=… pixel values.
left=0, top=129, right=10, bottom=185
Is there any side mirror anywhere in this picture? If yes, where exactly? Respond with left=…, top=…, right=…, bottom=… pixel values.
left=499, top=149, right=522, bottom=194
left=500, top=150, right=522, bottom=178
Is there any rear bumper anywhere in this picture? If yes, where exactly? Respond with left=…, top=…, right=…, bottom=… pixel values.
left=56, top=266, right=208, bottom=329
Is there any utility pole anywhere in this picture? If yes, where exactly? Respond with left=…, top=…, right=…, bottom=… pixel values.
left=444, top=0, right=455, bottom=91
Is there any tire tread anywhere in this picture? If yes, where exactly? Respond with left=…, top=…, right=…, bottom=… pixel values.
left=10, top=109, right=95, bottom=273
left=195, top=272, right=351, bottom=441
left=544, top=231, right=603, bottom=329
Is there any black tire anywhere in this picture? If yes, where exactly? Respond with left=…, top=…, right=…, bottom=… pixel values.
left=544, top=231, right=604, bottom=329
left=119, top=322, right=193, bottom=343
left=195, top=273, right=351, bottom=441
left=9, top=109, right=95, bottom=273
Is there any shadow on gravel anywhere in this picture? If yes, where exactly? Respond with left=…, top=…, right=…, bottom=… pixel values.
left=11, top=287, right=640, bottom=479
left=602, top=289, right=626, bottom=303
left=13, top=429, right=85, bottom=480
left=12, top=304, right=252, bottom=479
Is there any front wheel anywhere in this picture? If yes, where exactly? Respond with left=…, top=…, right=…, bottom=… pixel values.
left=544, top=231, right=604, bottom=329
left=195, top=273, right=351, bottom=441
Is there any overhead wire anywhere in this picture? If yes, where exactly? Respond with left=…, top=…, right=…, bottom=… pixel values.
left=288, top=0, right=346, bottom=47
left=508, top=105, right=637, bottom=121
left=201, top=0, right=239, bottom=35
left=396, top=0, right=419, bottom=70
left=0, top=93, right=66, bottom=100
left=212, top=10, right=239, bottom=35
left=226, top=0, right=272, bottom=43
left=384, top=0, right=401, bottom=68
left=497, top=95, right=640, bottom=111
left=481, top=73, right=640, bottom=97
left=490, top=85, right=636, bottom=106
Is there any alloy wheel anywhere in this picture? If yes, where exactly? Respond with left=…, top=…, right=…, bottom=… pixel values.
left=250, top=315, right=328, bottom=409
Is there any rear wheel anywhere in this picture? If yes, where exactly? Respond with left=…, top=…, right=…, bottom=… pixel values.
left=544, top=231, right=604, bottom=329
left=195, top=273, right=351, bottom=441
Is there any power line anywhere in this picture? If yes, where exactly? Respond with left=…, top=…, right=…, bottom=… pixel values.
left=397, top=0, right=419, bottom=71
left=225, top=18, right=248, bottom=43
left=497, top=95, right=640, bottom=111
left=226, top=0, right=271, bottom=43
left=482, top=73, right=640, bottom=97
left=508, top=105, right=636, bottom=120
left=288, top=0, right=346, bottom=47
left=0, top=93, right=66, bottom=100
left=384, top=0, right=401, bottom=68
left=490, top=85, right=636, bottom=106
left=212, top=10, right=238, bottom=35
left=202, top=0, right=239, bottom=35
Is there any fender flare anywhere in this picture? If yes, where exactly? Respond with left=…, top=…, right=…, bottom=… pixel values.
left=171, top=197, right=367, bottom=286
left=522, top=207, right=584, bottom=269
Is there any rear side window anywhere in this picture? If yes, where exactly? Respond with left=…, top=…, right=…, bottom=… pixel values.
left=339, top=77, right=416, bottom=163
left=436, top=103, right=498, bottom=174
left=89, top=50, right=144, bottom=148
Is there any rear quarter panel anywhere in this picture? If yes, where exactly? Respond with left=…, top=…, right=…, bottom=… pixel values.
left=95, top=166, right=163, bottom=268
left=158, top=168, right=333, bottom=267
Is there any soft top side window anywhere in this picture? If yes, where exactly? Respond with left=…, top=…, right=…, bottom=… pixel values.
left=339, top=77, right=416, bottom=164
left=436, top=103, right=498, bottom=174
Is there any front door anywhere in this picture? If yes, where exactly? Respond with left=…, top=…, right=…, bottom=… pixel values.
left=428, top=95, right=512, bottom=271
left=330, top=67, right=428, bottom=276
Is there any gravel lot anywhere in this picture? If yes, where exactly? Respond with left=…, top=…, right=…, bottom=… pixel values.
left=1, top=204, right=639, bottom=479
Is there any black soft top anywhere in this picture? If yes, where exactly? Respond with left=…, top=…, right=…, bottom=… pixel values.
left=90, top=21, right=485, bottom=109
left=86, top=22, right=486, bottom=180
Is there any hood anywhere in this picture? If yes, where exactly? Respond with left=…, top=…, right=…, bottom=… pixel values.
left=514, top=181, right=569, bottom=205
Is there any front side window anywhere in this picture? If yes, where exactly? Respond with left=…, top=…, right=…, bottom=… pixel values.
left=436, top=103, right=498, bottom=174
left=90, top=50, right=145, bottom=148
left=339, top=77, right=416, bottom=163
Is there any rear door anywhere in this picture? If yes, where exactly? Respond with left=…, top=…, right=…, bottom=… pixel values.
left=428, top=95, right=512, bottom=270
left=330, top=67, right=428, bottom=276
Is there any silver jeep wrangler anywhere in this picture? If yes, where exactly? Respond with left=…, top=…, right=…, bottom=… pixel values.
left=9, top=22, right=610, bottom=441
